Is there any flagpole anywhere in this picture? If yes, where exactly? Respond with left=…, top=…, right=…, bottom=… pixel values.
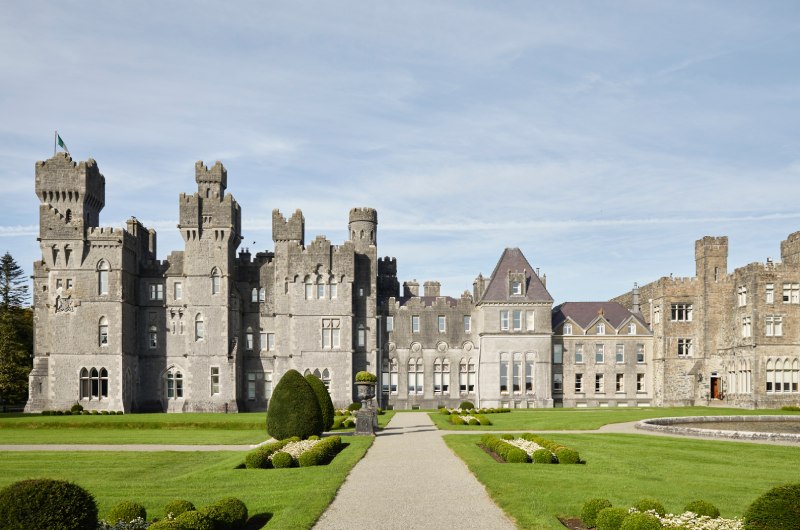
left=54, top=130, right=57, bottom=156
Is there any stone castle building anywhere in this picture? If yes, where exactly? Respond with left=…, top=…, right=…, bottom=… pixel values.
left=25, top=153, right=799, bottom=412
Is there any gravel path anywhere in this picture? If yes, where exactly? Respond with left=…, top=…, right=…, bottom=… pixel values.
left=313, top=411, right=516, bottom=530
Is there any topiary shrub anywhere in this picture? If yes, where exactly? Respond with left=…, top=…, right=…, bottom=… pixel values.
left=501, top=434, right=514, bottom=440
left=347, top=402, right=362, bottom=412
left=468, top=418, right=479, bottom=425
left=271, top=451, right=294, bottom=468
left=266, top=369, right=324, bottom=440
left=298, top=436, right=343, bottom=467
left=202, top=497, right=248, bottom=530
left=305, top=373, right=335, bottom=432
left=450, top=415, right=465, bottom=425
left=597, top=507, right=629, bottom=530
left=633, top=498, right=665, bottom=516
left=81, top=410, right=90, bottom=415
left=532, top=448, right=554, bottom=464
left=0, top=478, right=98, bottom=530
left=148, top=519, right=183, bottom=530
left=106, top=500, right=146, bottom=523
left=459, top=401, right=475, bottom=410
left=164, top=499, right=196, bottom=518
left=620, top=512, right=663, bottom=530
left=354, top=371, right=377, bottom=383
left=175, top=509, right=215, bottom=530
left=743, top=482, right=800, bottom=530
left=71, top=403, right=84, bottom=413
left=581, top=498, right=613, bottom=528
left=555, top=447, right=581, bottom=464
left=342, top=418, right=355, bottom=428
left=683, top=500, right=720, bottom=518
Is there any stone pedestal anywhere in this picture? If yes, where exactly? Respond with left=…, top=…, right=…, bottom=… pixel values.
left=355, top=408, right=376, bottom=436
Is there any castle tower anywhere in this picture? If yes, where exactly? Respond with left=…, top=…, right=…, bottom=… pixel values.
left=348, top=208, right=378, bottom=377
left=195, top=159, right=227, bottom=199
left=348, top=207, right=377, bottom=251
left=695, top=236, right=728, bottom=283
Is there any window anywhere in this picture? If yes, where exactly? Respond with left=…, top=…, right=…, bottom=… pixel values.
left=56, top=278, right=63, bottom=290
left=526, top=310, right=535, bottom=331
left=575, top=373, right=584, bottom=393
left=737, top=286, right=747, bottom=306
left=512, top=358, right=521, bottom=393
left=636, top=344, right=645, bottom=363
left=66, top=278, right=73, bottom=289
left=438, top=315, right=446, bottom=333
left=615, top=344, right=624, bottom=363
left=677, top=338, right=693, bottom=357
left=322, top=319, right=341, bottom=349
left=499, top=360, right=508, bottom=393
left=329, top=281, right=337, bottom=299
left=433, top=358, right=450, bottom=394
left=148, top=325, right=157, bottom=349
left=265, top=372, right=273, bottom=402
left=512, top=310, right=522, bottom=331
left=459, top=359, right=468, bottom=393
left=305, top=281, right=313, bottom=300
left=563, top=323, right=572, bottom=335
left=654, top=306, right=661, bottom=324
left=80, top=368, right=90, bottom=399
left=211, top=269, right=220, bottom=295
left=637, top=373, right=646, bottom=392
left=357, top=324, right=366, bottom=347
left=511, top=281, right=522, bottom=295
left=783, top=283, right=800, bottom=304
left=259, top=287, right=266, bottom=302
left=553, top=373, right=563, bottom=392
left=596, top=322, right=605, bottom=335
left=411, top=315, right=420, bottom=333
left=595, top=344, right=604, bottom=363
left=766, top=283, right=774, bottom=304
left=382, top=358, right=390, bottom=393
left=98, top=260, right=109, bottom=295
left=553, top=344, right=563, bottom=364
left=468, top=359, right=476, bottom=393
left=167, top=369, right=183, bottom=399
left=251, top=288, right=258, bottom=302
left=500, top=310, right=509, bottom=330
left=742, top=316, right=752, bottom=338
left=247, top=372, right=256, bottom=400
left=671, top=304, right=693, bottom=321
left=99, top=317, right=109, bottom=346
left=317, top=279, right=325, bottom=299
left=765, top=315, right=783, bottom=337
left=174, top=282, right=182, bottom=300
left=595, top=374, right=604, bottom=393
left=389, top=359, right=398, bottom=394
left=322, top=368, right=331, bottom=390
left=211, top=367, right=220, bottom=395
left=525, top=360, right=534, bottom=392
left=79, top=368, right=107, bottom=400
left=386, top=316, right=394, bottom=332
left=407, top=358, right=423, bottom=395
left=463, top=315, right=471, bottom=333
left=260, top=332, right=275, bottom=351
left=616, top=373, right=624, bottom=393
left=575, top=344, right=584, bottom=363
left=245, top=330, right=254, bottom=350
left=149, top=283, right=164, bottom=301
left=628, top=322, right=636, bottom=335
left=195, top=314, right=204, bottom=341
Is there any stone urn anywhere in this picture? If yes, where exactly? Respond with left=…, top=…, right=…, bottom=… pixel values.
left=355, top=381, right=376, bottom=403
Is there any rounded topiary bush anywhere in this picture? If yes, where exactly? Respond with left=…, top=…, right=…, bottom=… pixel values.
left=342, top=418, right=355, bottom=428
left=633, top=498, right=666, bottom=516
left=305, top=372, right=335, bottom=432
left=532, top=448, right=554, bottom=464
left=71, top=403, right=84, bottom=413
left=500, top=434, right=514, bottom=440
left=581, top=498, right=613, bottom=528
left=175, top=509, right=215, bottom=530
left=555, top=447, right=581, bottom=464
left=271, top=451, right=294, bottom=468
left=106, top=500, right=146, bottom=523
left=468, top=418, right=479, bottom=425
left=683, top=500, right=720, bottom=518
left=743, top=482, right=800, bottom=530
left=202, top=497, right=248, bottom=530
left=620, top=512, right=663, bottom=530
left=164, top=499, right=196, bottom=518
left=148, top=519, right=183, bottom=530
left=596, top=507, right=629, bottom=530
left=0, top=478, right=98, bottom=530
left=459, top=401, right=475, bottom=410
left=266, top=369, right=323, bottom=439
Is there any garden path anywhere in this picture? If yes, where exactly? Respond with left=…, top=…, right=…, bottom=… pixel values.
left=313, top=411, right=516, bottom=530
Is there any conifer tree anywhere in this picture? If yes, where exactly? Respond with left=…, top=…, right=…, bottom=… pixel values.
left=0, top=252, right=32, bottom=405
left=0, top=252, right=29, bottom=310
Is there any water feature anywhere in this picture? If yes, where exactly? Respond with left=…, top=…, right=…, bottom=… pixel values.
left=636, top=415, right=800, bottom=443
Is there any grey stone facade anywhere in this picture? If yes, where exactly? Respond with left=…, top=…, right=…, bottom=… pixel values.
left=25, top=153, right=800, bottom=412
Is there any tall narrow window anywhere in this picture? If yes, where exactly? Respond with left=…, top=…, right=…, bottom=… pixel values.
left=616, top=373, right=624, bottom=392
left=329, top=280, right=337, bottom=299
left=99, top=317, right=109, bottom=346
left=636, top=373, right=646, bottom=392
left=468, top=358, right=476, bottom=393
left=175, top=371, right=183, bottom=398
left=91, top=367, right=100, bottom=398
left=511, top=280, right=522, bottom=295
left=512, top=358, right=521, bottom=393
left=305, top=280, right=313, bottom=300
left=251, top=288, right=258, bottom=302
left=525, top=360, right=534, bottom=392
left=411, top=315, right=420, bottom=333
left=553, top=344, right=563, bottom=364
left=437, top=315, right=446, bottom=333
left=500, top=310, right=509, bottom=330
left=737, top=286, right=747, bottom=307
left=264, top=372, right=273, bottom=402
left=357, top=324, right=366, bottom=347
left=526, top=311, right=535, bottom=331
left=211, top=269, right=220, bottom=295
left=553, top=373, right=563, bottom=392
left=174, top=281, right=183, bottom=300
left=98, top=260, right=109, bottom=295
left=322, top=369, right=331, bottom=390
left=595, top=344, right=604, bottom=363
left=266, top=333, right=275, bottom=351
left=245, top=329, right=254, bottom=350
left=766, top=283, right=774, bottom=304
left=615, top=344, right=624, bottom=363
left=317, top=279, right=325, bottom=299
left=259, top=287, right=266, bottom=302
left=80, top=368, right=90, bottom=399
left=195, top=314, right=204, bottom=341
left=459, top=359, right=468, bottom=393
left=148, top=325, right=158, bottom=349
left=499, top=360, right=508, bottom=393
left=211, top=367, right=220, bottom=395
left=433, top=359, right=444, bottom=394
left=408, top=358, right=423, bottom=395
left=99, top=368, right=108, bottom=398
left=628, top=322, right=636, bottom=335
left=742, top=316, right=752, bottom=338
left=386, top=316, right=394, bottom=332
left=575, top=373, right=584, bottom=393
left=575, top=344, right=584, bottom=363
left=636, top=344, right=645, bottom=363
left=389, top=358, right=398, bottom=394
left=595, top=374, right=604, bottom=393
left=512, top=310, right=522, bottom=331
left=463, top=315, right=471, bottom=333
left=382, top=358, right=391, bottom=394
left=247, top=372, right=256, bottom=400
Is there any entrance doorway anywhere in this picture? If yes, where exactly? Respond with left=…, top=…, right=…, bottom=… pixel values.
left=710, top=376, right=721, bottom=399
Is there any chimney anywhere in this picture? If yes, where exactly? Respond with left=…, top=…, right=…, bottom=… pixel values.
left=423, top=281, right=440, bottom=297
left=403, top=280, right=419, bottom=297
left=632, top=282, right=641, bottom=314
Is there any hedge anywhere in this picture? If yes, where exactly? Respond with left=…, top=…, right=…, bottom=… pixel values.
left=480, top=434, right=529, bottom=463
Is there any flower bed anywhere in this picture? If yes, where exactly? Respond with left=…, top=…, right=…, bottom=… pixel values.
left=479, top=434, right=583, bottom=464
left=244, top=435, right=344, bottom=468
left=449, top=414, right=492, bottom=426
left=439, top=407, right=511, bottom=415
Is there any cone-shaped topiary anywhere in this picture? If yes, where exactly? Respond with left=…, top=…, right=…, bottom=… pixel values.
left=266, top=369, right=324, bottom=439
left=0, top=478, right=98, bottom=530
left=305, top=372, right=335, bottom=431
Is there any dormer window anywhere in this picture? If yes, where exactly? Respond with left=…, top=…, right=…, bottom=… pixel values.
left=511, top=281, right=522, bottom=295
left=563, top=323, right=572, bottom=335
left=597, top=323, right=605, bottom=335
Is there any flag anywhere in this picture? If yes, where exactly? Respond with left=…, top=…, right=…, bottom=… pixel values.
left=57, top=133, right=69, bottom=155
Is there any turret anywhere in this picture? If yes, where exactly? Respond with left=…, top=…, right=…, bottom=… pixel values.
left=272, top=209, right=305, bottom=245
left=35, top=153, right=105, bottom=237
left=195, top=160, right=227, bottom=200
left=348, top=207, right=377, bottom=250
left=695, top=236, right=728, bottom=282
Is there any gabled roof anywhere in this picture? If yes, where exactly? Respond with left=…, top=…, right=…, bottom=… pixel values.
left=552, top=301, right=647, bottom=330
left=480, top=248, right=553, bottom=303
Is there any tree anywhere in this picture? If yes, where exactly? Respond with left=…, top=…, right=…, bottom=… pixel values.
left=266, top=370, right=323, bottom=439
left=305, top=372, right=335, bottom=431
left=0, top=252, right=32, bottom=406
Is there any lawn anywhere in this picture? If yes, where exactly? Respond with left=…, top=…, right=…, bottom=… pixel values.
left=429, top=406, right=800, bottom=431
left=444, top=433, right=800, bottom=529
left=0, top=436, right=373, bottom=529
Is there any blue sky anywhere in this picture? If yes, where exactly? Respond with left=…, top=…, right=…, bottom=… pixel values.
left=2, top=1, right=800, bottom=303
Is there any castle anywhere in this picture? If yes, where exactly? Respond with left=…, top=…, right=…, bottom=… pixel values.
left=25, top=153, right=799, bottom=412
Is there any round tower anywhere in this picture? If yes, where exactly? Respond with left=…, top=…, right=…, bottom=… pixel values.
left=348, top=207, right=378, bottom=249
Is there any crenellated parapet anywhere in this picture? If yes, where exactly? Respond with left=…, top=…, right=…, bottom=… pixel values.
left=378, top=257, right=397, bottom=276
left=195, top=160, right=227, bottom=199
left=272, top=209, right=305, bottom=244
left=780, top=230, right=800, bottom=264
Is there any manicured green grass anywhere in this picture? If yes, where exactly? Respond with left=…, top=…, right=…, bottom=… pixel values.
left=444, top=433, right=800, bottom=529
left=0, top=436, right=373, bottom=529
left=429, top=406, right=800, bottom=431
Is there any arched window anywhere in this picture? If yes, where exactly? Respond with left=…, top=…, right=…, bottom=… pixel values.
left=100, top=368, right=108, bottom=398
left=99, top=317, right=109, bottom=346
left=305, top=276, right=313, bottom=300
left=97, top=260, right=109, bottom=295
left=766, top=359, right=775, bottom=392
left=322, top=368, right=331, bottom=390
left=792, top=359, right=799, bottom=393
left=408, top=358, right=423, bottom=395
left=389, top=359, right=398, bottom=394
left=148, top=325, right=157, bottom=349
left=259, top=288, right=266, bottom=302
left=313, top=368, right=321, bottom=378
left=317, top=277, right=325, bottom=299
left=211, top=268, right=220, bottom=295
left=251, top=288, right=258, bottom=303
left=357, top=323, right=366, bottom=348
left=459, top=359, right=468, bottom=393
left=434, top=358, right=450, bottom=395
left=525, top=355, right=534, bottom=393
left=304, top=369, right=312, bottom=376
left=468, top=358, right=476, bottom=393
left=80, top=368, right=90, bottom=399
left=195, top=314, right=204, bottom=341
left=166, top=369, right=183, bottom=399
left=329, top=279, right=337, bottom=299
left=245, top=327, right=253, bottom=350
left=90, top=367, right=100, bottom=398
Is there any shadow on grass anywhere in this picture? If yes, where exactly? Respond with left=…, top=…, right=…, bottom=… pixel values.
left=245, top=512, right=272, bottom=529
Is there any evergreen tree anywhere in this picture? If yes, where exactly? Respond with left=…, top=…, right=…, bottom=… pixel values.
left=0, top=252, right=32, bottom=406
left=305, top=372, right=335, bottom=431
left=266, top=370, right=323, bottom=439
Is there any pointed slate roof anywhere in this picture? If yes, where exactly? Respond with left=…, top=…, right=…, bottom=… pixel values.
left=552, top=301, right=648, bottom=330
left=479, top=248, right=553, bottom=303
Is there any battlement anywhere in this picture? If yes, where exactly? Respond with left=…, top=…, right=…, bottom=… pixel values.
left=695, top=236, right=728, bottom=254
left=780, top=230, right=800, bottom=264
left=272, top=209, right=305, bottom=244
left=195, top=160, right=227, bottom=199
left=378, top=257, right=397, bottom=275
left=349, top=207, right=377, bottom=223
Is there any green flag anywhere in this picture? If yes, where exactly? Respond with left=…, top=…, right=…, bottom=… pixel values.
left=57, top=133, right=69, bottom=155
